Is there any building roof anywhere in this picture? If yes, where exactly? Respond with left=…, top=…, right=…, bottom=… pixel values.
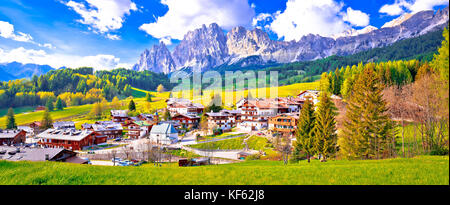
left=92, top=123, right=123, bottom=132
left=53, top=121, right=75, bottom=128
left=0, top=146, right=85, bottom=163
left=173, top=113, right=200, bottom=119
left=37, top=128, right=94, bottom=141
left=0, top=129, right=24, bottom=139
left=111, top=110, right=128, bottom=117
left=150, top=123, right=178, bottom=135
left=205, top=111, right=231, bottom=117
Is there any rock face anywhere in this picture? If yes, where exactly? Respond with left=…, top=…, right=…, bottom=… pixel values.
left=133, top=7, right=449, bottom=74
left=132, top=42, right=176, bottom=74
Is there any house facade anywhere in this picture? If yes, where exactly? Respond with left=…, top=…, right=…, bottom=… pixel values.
left=110, top=110, right=129, bottom=124
left=37, top=128, right=97, bottom=150
left=268, top=113, right=299, bottom=137
left=172, top=113, right=200, bottom=128
left=0, top=129, right=26, bottom=145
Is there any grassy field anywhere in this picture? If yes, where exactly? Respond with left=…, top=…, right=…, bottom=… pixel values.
left=189, top=136, right=270, bottom=150
left=0, top=156, right=447, bottom=185
left=0, top=106, right=35, bottom=116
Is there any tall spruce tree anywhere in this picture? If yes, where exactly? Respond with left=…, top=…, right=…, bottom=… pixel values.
left=40, top=108, right=53, bottom=129
left=55, top=98, right=64, bottom=110
left=45, top=99, right=54, bottom=111
left=294, top=97, right=316, bottom=163
left=340, top=64, right=395, bottom=160
left=313, top=92, right=338, bottom=162
left=6, top=108, right=17, bottom=129
left=128, top=99, right=136, bottom=111
left=146, top=93, right=152, bottom=102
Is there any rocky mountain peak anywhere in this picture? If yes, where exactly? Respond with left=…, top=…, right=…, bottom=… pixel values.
left=133, top=6, right=449, bottom=74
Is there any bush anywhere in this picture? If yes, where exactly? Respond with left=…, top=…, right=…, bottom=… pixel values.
left=245, top=154, right=261, bottom=161
left=430, top=146, right=449, bottom=156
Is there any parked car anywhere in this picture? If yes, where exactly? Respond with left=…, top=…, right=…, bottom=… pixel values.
left=111, top=157, right=122, bottom=163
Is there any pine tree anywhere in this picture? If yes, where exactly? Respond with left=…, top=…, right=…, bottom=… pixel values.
left=146, top=93, right=152, bottom=102
left=55, top=98, right=64, bottom=110
left=340, top=65, right=394, bottom=160
left=313, top=92, right=338, bottom=162
left=6, top=108, right=17, bottom=129
left=40, top=108, right=53, bottom=129
left=46, top=99, right=54, bottom=111
left=294, top=97, right=316, bottom=163
left=128, top=99, right=136, bottom=111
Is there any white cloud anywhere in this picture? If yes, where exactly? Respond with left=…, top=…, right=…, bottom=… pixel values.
left=379, top=0, right=449, bottom=16
left=106, top=34, right=121, bottom=40
left=268, top=0, right=370, bottom=41
left=0, top=21, right=33, bottom=42
left=343, top=7, right=370, bottom=27
left=0, top=47, right=127, bottom=70
left=159, top=36, right=172, bottom=45
left=64, top=0, right=137, bottom=33
left=252, top=13, right=273, bottom=28
left=0, top=21, right=55, bottom=49
left=139, top=0, right=255, bottom=40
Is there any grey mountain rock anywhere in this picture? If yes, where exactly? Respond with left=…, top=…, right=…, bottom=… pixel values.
left=133, top=7, right=449, bottom=74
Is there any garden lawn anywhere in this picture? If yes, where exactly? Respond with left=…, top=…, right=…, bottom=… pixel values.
left=0, top=156, right=447, bottom=185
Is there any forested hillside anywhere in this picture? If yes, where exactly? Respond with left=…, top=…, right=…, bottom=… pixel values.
left=0, top=67, right=172, bottom=109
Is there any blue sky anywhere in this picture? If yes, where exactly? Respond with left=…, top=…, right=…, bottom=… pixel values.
left=0, top=0, right=448, bottom=70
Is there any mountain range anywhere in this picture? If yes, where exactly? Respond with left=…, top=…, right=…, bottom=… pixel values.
left=0, top=62, right=54, bottom=81
left=133, top=7, right=449, bottom=74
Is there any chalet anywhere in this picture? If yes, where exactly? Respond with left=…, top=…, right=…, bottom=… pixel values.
left=111, top=110, right=129, bottom=124
left=297, top=90, right=320, bottom=105
left=53, top=121, right=75, bottom=130
left=166, top=98, right=204, bottom=116
left=172, top=113, right=200, bottom=128
left=124, top=121, right=152, bottom=139
left=149, top=123, right=178, bottom=145
left=29, top=121, right=42, bottom=136
left=236, top=98, right=290, bottom=131
left=138, top=113, right=159, bottom=122
left=268, top=113, right=299, bottom=137
left=205, top=111, right=235, bottom=131
left=34, top=106, right=46, bottom=112
left=37, top=128, right=97, bottom=150
left=0, top=146, right=88, bottom=164
left=0, top=129, right=26, bottom=145
left=91, top=121, right=123, bottom=141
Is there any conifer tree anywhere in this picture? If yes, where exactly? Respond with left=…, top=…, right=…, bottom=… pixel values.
left=40, top=108, right=53, bottom=129
left=340, top=65, right=394, bottom=160
left=146, top=93, right=152, bottom=102
left=6, top=108, right=17, bottom=129
left=313, top=92, right=338, bottom=162
left=45, top=99, right=54, bottom=111
left=294, top=97, right=316, bottom=163
left=128, top=99, right=136, bottom=111
left=55, top=98, right=64, bottom=110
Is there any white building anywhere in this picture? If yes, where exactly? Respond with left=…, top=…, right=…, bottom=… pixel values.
left=149, top=123, right=179, bottom=145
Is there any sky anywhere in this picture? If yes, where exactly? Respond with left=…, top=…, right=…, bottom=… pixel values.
left=0, top=0, right=448, bottom=70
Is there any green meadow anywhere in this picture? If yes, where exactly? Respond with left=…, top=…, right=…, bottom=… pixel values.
left=0, top=156, right=447, bottom=185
